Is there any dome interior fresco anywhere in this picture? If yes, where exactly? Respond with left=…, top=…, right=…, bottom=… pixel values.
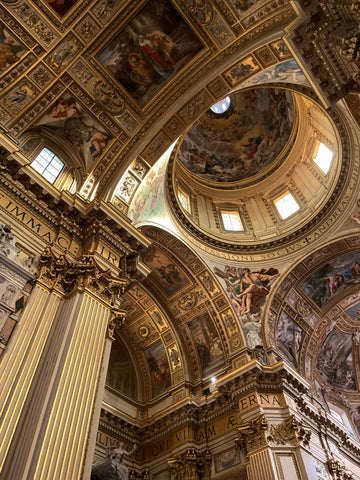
left=177, top=88, right=295, bottom=184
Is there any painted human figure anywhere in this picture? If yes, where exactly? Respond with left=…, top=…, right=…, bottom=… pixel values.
left=138, top=33, right=174, bottom=79
left=236, top=268, right=279, bottom=314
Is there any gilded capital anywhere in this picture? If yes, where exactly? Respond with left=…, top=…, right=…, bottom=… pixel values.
left=37, top=246, right=128, bottom=302
left=235, top=414, right=268, bottom=455
left=168, top=448, right=212, bottom=480
left=268, top=415, right=311, bottom=447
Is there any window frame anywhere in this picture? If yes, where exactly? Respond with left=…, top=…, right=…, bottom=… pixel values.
left=219, top=209, right=244, bottom=232
left=30, top=147, right=65, bottom=185
left=274, top=191, right=300, bottom=220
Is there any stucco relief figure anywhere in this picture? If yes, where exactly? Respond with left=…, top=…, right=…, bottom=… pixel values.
left=1, top=284, right=17, bottom=307
left=0, top=224, right=15, bottom=245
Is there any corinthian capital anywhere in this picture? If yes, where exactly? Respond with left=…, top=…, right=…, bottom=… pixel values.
left=38, top=247, right=128, bottom=302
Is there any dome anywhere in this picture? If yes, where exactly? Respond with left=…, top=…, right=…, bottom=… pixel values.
left=178, top=88, right=295, bottom=185
left=169, top=87, right=346, bottom=255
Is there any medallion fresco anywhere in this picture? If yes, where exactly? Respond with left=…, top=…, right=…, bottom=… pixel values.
left=142, top=244, right=190, bottom=297
left=300, top=252, right=360, bottom=309
left=36, top=95, right=109, bottom=170
left=187, top=311, right=224, bottom=377
left=317, top=329, right=356, bottom=391
left=97, top=0, right=202, bottom=107
left=144, top=341, right=171, bottom=396
left=0, top=24, right=26, bottom=72
left=178, top=88, right=294, bottom=183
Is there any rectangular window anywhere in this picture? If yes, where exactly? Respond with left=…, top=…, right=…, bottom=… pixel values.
left=274, top=192, right=299, bottom=219
left=313, top=142, right=333, bottom=174
left=221, top=210, right=243, bottom=231
left=31, top=148, right=64, bottom=184
left=178, top=188, right=191, bottom=213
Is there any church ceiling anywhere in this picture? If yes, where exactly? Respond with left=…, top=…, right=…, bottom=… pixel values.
left=1, top=0, right=360, bottom=443
left=0, top=0, right=326, bottom=202
left=108, top=226, right=244, bottom=402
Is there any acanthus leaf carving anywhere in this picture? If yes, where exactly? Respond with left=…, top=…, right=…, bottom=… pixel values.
left=37, top=246, right=128, bottom=302
left=168, top=448, right=212, bottom=480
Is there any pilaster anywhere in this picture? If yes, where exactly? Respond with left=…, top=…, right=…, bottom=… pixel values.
left=0, top=246, right=128, bottom=480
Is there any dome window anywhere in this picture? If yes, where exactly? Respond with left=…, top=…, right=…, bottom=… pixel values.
left=274, top=192, right=299, bottom=219
left=221, top=210, right=243, bottom=231
left=313, top=142, right=333, bottom=174
left=31, top=148, right=64, bottom=184
left=178, top=187, right=191, bottom=213
left=210, top=96, right=231, bottom=114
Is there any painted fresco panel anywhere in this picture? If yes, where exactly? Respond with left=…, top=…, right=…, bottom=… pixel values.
left=97, top=0, right=202, bottom=107
left=214, top=265, right=279, bottom=348
left=240, top=59, right=310, bottom=89
left=36, top=95, right=109, bottom=170
left=45, top=0, right=79, bottom=16
left=187, top=311, right=224, bottom=376
left=142, top=245, right=190, bottom=296
left=178, top=88, right=294, bottom=183
left=129, top=145, right=170, bottom=224
left=276, top=312, right=304, bottom=366
left=144, top=341, right=171, bottom=396
left=0, top=24, right=26, bottom=73
left=317, top=329, right=356, bottom=391
left=300, top=252, right=360, bottom=308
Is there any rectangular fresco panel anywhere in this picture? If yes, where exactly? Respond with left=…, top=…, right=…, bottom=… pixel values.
left=300, top=251, right=360, bottom=308
left=187, top=312, right=224, bottom=377
left=97, top=0, right=202, bottom=107
left=0, top=24, right=26, bottom=73
left=144, top=341, right=171, bottom=397
left=142, top=245, right=190, bottom=296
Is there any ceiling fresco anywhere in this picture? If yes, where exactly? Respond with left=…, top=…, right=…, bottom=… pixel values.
left=177, top=88, right=295, bottom=184
left=268, top=236, right=360, bottom=441
left=97, top=1, right=203, bottom=107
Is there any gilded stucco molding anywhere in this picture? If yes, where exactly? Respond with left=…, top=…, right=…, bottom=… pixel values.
left=168, top=448, right=212, bottom=480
